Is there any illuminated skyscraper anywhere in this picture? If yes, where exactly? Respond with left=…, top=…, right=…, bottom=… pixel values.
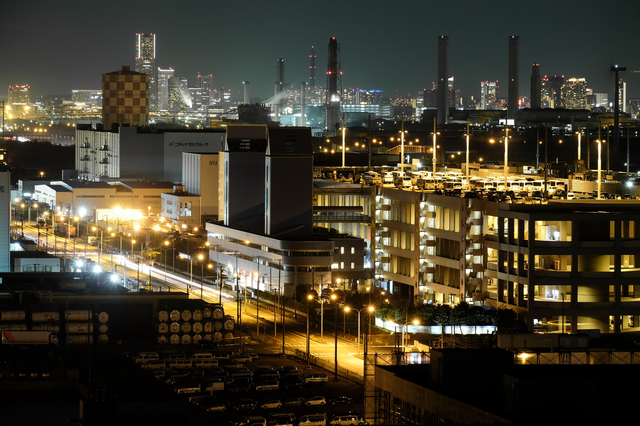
left=196, top=74, right=213, bottom=106
left=541, top=75, right=564, bottom=108
left=480, top=81, right=498, bottom=109
left=618, top=79, right=627, bottom=113
left=157, top=67, right=174, bottom=111
left=168, top=76, right=191, bottom=112
left=135, top=33, right=157, bottom=110
left=7, top=84, right=30, bottom=106
left=561, top=77, right=588, bottom=109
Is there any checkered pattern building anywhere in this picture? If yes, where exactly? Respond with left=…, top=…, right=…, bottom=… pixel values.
left=102, top=66, right=149, bottom=129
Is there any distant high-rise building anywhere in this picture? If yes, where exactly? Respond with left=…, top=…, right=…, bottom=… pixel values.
left=587, top=92, right=608, bottom=109
left=448, top=76, right=459, bottom=109
left=102, top=66, right=149, bottom=129
left=530, top=64, right=541, bottom=109
left=167, top=76, right=191, bottom=112
left=437, top=36, right=449, bottom=125
left=508, top=36, right=519, bottom=118
left=275, top=58, right=285, bottom=121
left=7, top=84, right=30, bottom=106
left=188, top=86, right=203, bottom=111
left=618, top=79, right=627, bottom=113
left=309, top=46, right=316, bottom=88
left=243, top=81, right=250, bottom=104
left=480, top=81, right=498, bottom=109
left=561, top=77, right=588, bottom=109
left=157, top=67, right=174, bottom=111
left=196, top=73, right=213, bottom=106
left=71, top=90, right=102, bottom=108
left=135, top=33, right=157, bottom=110
left=342, top=88, right=383, bottom=105
left=541, top=75, right=564, bottom=108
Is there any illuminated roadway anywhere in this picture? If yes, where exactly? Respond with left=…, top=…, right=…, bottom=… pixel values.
left=16, top=223, right=400, bottom=378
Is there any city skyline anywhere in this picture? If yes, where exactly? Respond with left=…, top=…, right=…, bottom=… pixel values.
left=2, top=0, right=639, bottom=102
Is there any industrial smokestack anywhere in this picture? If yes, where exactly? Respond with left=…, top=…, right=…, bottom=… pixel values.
left=530, top=64, right=540, bottom=109
left=508, top=36, right=520, bottom=119
left=325, top=37, right=342, bottom=136
left=309, top=46, right=316, bottom=88
left=437, top=36, right=449, bottom=126
left=274, top=83, right=280, bottom=122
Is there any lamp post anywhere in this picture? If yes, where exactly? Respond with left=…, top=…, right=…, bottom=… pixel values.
left=503, top=124, right=509, bottom=191
left=198, top=254, right=204, bottom=300
left=306, top=293, right=313, bottom=368
left=345, top=306, right=370, bottom=354
left=131, top=239, right=135, bottom=257
left=161, top=242, right=174, bottom=291
left=597, top=138, right=602, bottom=199
left=432, top=117, right=437, bottom=177
left=331, top=293, right=339, bottom=381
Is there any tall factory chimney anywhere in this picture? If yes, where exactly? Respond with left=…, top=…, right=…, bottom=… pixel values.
left=437, top=36, right=449, bottom=126
left=325, top=37, right=342, bottom=136
left=243, top=81, right=250, bottom=104
left=530, top=64, right=541, bottom=109
left=508, top=36, right=520, bottom=119
left=300, top=82, right=306, bottom=127
left=309, top=46, right=316, bottom=88
left=274, top=59, right=285, bottom=123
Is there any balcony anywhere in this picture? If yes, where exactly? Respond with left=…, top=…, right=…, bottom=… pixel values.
left=79, top=155, right=90, bottom=161
left=99, top=157, right=109, bottom=164
left=99, top=144, right=109, bottom=151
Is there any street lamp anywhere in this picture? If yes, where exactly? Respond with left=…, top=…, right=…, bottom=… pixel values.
left=503, top=125, right=510, bottom=191
left=331, top=293, right=339, bottom=381
left=306, top=293, right=313, bottom=368
left=344, top=306, right=374, bottom=354
left=131, top=239, right=136, bottom=257
left=198, top=254, right=204, bottom=300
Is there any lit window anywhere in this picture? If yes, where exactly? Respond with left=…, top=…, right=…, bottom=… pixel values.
left=351, top=262, right=355, bottom=269
left=340, top=262, right=344, bottom=269
left=341, top=247, right=344, bottom=254
left=351, top=247, right=355, bottom=254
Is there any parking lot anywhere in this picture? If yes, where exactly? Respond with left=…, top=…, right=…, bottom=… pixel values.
left=132, top=349, right=365, bottom=425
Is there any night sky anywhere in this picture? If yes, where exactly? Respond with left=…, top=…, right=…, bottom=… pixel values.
left=2, top=0, right=639, bottom=102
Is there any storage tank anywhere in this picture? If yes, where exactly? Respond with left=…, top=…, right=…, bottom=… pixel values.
left=1, top=311, right=26, bottom=321
left=158, top=311, right=169, bottom=322
left=0, top=323, right=27, bottom=331
left=170, top=310, right=181, bottom=321
left=192, top=322, right=203, bottom=334
left=193, top=310, right=203, bottom=321
left=203, top=333, right=213, bottom=342
left=98, top=312, right=109, bottom=324
left=65, top=310, right=92, bottom=321
left=66, top=323, right=94, bottom=334
left=158, top=323, right=169, bottom=334
left=223, top=332, right=234, bottom=343
left=213, top=307, right=224, bottom=319
left=213, top=332, right=223, bottom=343
left=204, top=322, right=213, bottom=333
left=33, top=324, right=60, bottom=332
left=181, top=310, right=192, bottom=322
left=223, top=319, right=235, bottom=331
left=98, top=324, right=109, bottom=334
left=66, top=335, right=93, bottom=345
left=169, top=334, right=180, bottom=345
left=192, top=334, right=202, bottom=345
left=98, top=334, right=109, bottom=345
left=32, top=312, right=59, bottom=322
left=180, top=322, right=192, bottom=333
left=203, top=308, right=212, bottom=318
left=214, top=320, right=223, bottom=332
left=169, top=322, right=180, bottom=333
left=158, top=335, right=169, bottom=345
left=181, top=334, right=192, bottom=345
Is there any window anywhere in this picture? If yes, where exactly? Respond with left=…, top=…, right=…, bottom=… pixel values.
left=340, top=247, right=344, bottom=254
left=350, top=247, right=355, bottom=254
left=350, top=262, right=355, bottom=269
left=340, top=262, right=344, bottom=269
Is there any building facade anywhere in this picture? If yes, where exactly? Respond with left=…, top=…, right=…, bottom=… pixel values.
left=135, top=33, right=157, bottom=110
left=561, top=77, right=588, bottom=109
left=101, top=66, right=149, bottom=129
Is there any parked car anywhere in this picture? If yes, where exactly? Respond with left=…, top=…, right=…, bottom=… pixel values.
left=255, top=378, right=279, bottom=391
left=329, top=413, right=364, bottom=425
left=328, top=396, right=353, bottom=406
left=304, top=373, right=329, bottom=384
left=235, top=416, right=267, bottom=426
left=259, top=399, right=283, bottom=409
left=232, top=398, right=257, bottom=410
left=284, top=397, right=306, bottom=407
left=280, top=377, right=304, bottom=390
left=305, top=396, right=327, bottom=406
left=204, top=399, right=229, bottom=412
left=232, top=353, right=253, bottom=363
left=174, top=382, right=201, bottom=394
